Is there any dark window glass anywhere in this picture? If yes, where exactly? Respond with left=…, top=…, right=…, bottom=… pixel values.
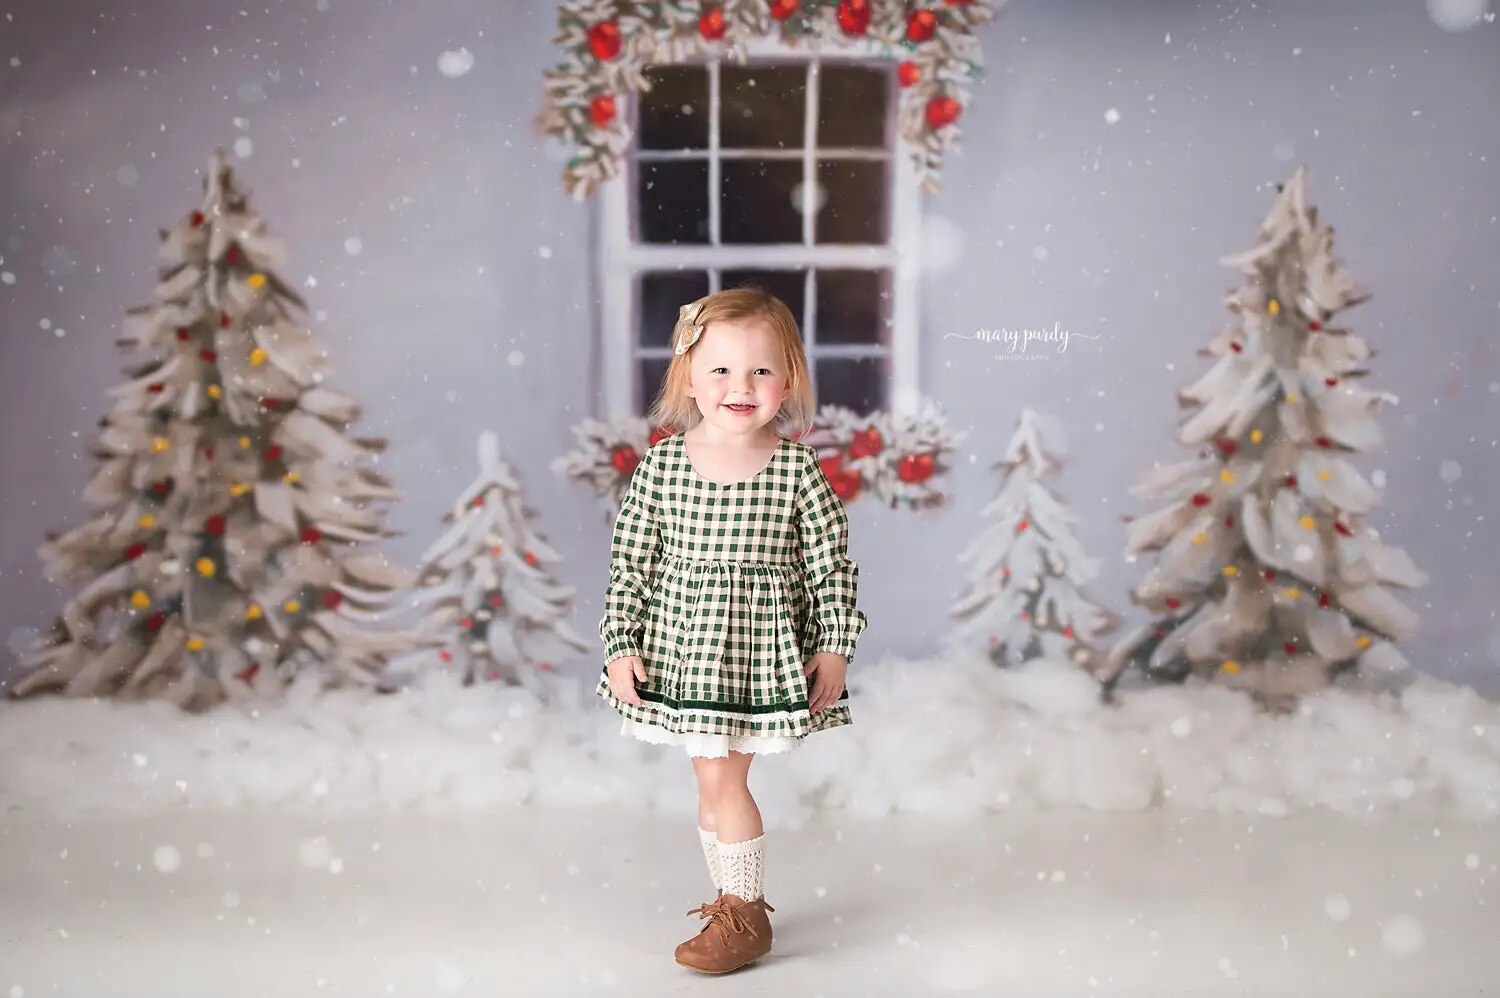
left=721, top=269, right=806, bottom=329
left=818, top=64, right=888, bottom=149
left=638, top=65, right=708, bottom=150
left=816, top=269, right=888, bottom=345
left=639, top=159, right=710, bottom=244
left=815, top=355, right=888, bottom=414
left=638, top=356, right=672, bottom=415
left=639, top=271, right=711, bottom=348
left=721, top=159, right=803, bottom=244
left=815, top=159, right=887, bottom=244
left=720, top=64, right=805, bottom=150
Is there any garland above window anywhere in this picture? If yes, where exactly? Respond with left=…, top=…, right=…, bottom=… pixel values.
left=536, top=0, right=1006, bottom=200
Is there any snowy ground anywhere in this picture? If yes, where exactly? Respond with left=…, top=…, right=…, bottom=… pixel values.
left=3, top=653, right=1498, bottom=994
left=3, top=806, right=1497, bottom=997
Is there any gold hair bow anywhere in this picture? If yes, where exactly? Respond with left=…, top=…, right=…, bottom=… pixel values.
left=673, top=299, right=707, bottom=355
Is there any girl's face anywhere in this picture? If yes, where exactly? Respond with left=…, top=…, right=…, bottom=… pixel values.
left=685, top=316, right=791, bottom=438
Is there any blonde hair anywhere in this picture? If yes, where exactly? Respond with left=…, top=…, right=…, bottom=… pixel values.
left=646, top=285, right=817, bottom=439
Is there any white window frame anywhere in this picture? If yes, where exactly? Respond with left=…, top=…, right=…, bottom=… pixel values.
left=597, top=35, right=922, bottom=421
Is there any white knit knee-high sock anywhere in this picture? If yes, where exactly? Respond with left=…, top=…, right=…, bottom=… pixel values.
left=717, top=834, right=765, bottom=902
left=697, top=826, right=722, bottom=891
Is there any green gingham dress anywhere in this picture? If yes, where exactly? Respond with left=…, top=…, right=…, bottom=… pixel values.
left=596, top=432, right=867, bottom=758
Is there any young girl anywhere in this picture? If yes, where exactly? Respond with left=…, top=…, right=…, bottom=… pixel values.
left=595, top=287, right=867, bottom=975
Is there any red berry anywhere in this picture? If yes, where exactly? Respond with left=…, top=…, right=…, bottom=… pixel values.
left=1334, top=521, right=1353, bottom=537
left=906, top=8, right=937, bottom=42
left=1190, top=492, right=1210, bottom=507
left=770, top=0, right=799, bottom=18
left=589, top=94, right=616, bottom=127
left=147, top=382, right=165, bottom=393
left=1164, top=597, right=1182, bottom=609
left=1224, top=516, right=1236, bottom=528
left=321, top=589, right=343, bottom=610
left=898, top=60, right=921, bottom=87
left=300, top=526, right=322, bottom=544
left=1229, top=341, right=1243, bottom=353
left=205, top=515, right=226, bottom=537
left=262, top=444, right=283, bottom=462
left=1283, top=642, right=1297, bottom=655
left=219, top=311, right=231, bottom=328
left=698, top=6, right=725, bottom=38
left=1318, top=593, right=1331, bottom=608
left=175, top=327, right=190, bottom=341
left=123, top=542, right=148, bottom=562
left=587, top=21, right=621, bottom=60
left=1216, top=438, right=1237, bottom=455
left=925, top=95, right=961, bottom=129
left=146, top=612, right=166, bottom=632
left=1308, top=320, right=1323, bottom=331
left=226, top=245, right=241, bottom=264
left=1284, top=474, right=1298, bottom=488
left=1262, top=569, right=1276, bottom=580
left=189, top=211, right=206, bottom=227
left=1315, top=435, right=1333, bottom=448
left=200, top=349, right=218, bottom=362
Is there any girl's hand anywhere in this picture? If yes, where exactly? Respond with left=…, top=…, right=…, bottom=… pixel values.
left=804, top=652, right=848, bottom=714
left=606, top=654, right=648, bottom=706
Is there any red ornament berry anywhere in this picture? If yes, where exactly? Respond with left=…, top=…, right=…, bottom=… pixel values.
left=1164, top=597, right=1182, bottom=609
left=1216, top=438, right=1237, bottom=455
left=146, top=612, right=166, bottom=632
left=189, top=211, right=206, bottom=227
left=524, top=550, right=539, bottom=567
left=835, top=0, right=870, bottom=35
left=123, top=542, right=148, bottom=562
left=1229, top=341, right=1243, bottom=353
left=611, top=445, right=641, bottom=477
left=469, top=494, right=486, bottom=508
left=587, top=21, right=621, bottom=60
left=460, top=616, right=475, bottom=629
left=200, top=349, right=218, bottom=362
left=234, top=662, right=260, bottom=683
left=769, top=0, right=798, bottom=20
left=1190, top=492, right=1211, bottom=507
left=1262, top=569, right=1276, bottom=581
left=202, top=446, right=214, bottom=460
left=1318, top=593, right=1331, bottom=608
left=300, top=526, right=322, bottom=544
left=147, top=382, right=165, bottom=393
left=1016, top=518, right=1030, bottom=533
left=1315, top=435, right=1334, bottom=448
left=1325, top=377, right=1339, bottom=387
left=488, top=592, right=504, bottom=608
left=205, top=514, right=226, bottom=537
left=906, top=8, right=937, bottom=42
left=898, top=60, right=921, bottom=87
left=1283, top=641, right=1298, bottom=655
left=1062, top=626, right=1074, bottom=639
left=262, top=444, right=283, bottom=463
left=1334, top=521, right=1353, bottom=537
left=1224, top=516, right=1236, bottom=528
left=320, top=589, right=343, bottom=610
left=1019, top=610, right=1030, bottom=621
left=925, top=94, right=961, bottom=129
left=175, top=327, right=190, bottom=341
left=438, top=649, right=453, bottom=663
left=150, top=480, right=171, bottom=496
left=897, top=452, right=935, bottom=484
left=219, top=311, right=231, bottom=328
left=698, top=6, right=726, bottom=38
left=848, top=427, right=883, bottom=458
left=1154, top=629, right=1167, bottom=640
left=1308, top=320, right=1323, bottom=331
left=225, top=245, right=241, bottom=264
left=1284, top=474, right=1298, bottom=488
left=589, top=94, right=616, bottom=127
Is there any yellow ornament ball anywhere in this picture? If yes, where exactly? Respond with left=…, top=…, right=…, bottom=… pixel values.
left=245, top=603, right=264, bottom=620
left=1222, top=660, right=1241, bottom=673
left=238, top=436, right=252, bottom=450
left=207, top=384, right=223, bottom=400
left=283, top=471, right=301, bottom=484
left=1250, top=429, right=1264, bottom=444
left=230, top=482, right=251, bottom=497
left=151, top=437, right=170, bottom=453
left=137, top=514, right=157, bottom=529
left=1299, top=516, right=1316, bottom=530
left=247, top=273, right=267, bottom=289
left=130, top=590, right=152, bottom=609
left=1287, top=392, right=1300, bottom=403
left=1317, top=470, right=1331, bottom=481
left=1222, top=565, right=1240, bottom=577
left=1281, top=587, right=1302, bottom=600
left=283, top=598, right=302, bottom=614
left=186, top=636, right=205, bottom=652
left=1192, top=532, right=1207, bottom=545
left=1219, top=470, right=1235, bottom=483
left=249, top=347, right=268, bottom=366
left=1355, top=635, right=1372, bottom=649
left=1268, top=298, right=1281, bottom=316
left=195, top=557, right=217, bottom=578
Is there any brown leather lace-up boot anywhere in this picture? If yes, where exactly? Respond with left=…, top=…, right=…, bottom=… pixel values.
left=673, top=892, right=775, bottom=974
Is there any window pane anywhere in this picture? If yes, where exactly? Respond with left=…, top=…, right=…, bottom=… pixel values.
left=639, top=159, right=709, bottom=244
left=818, top=64, right=888, bottom=149
left=721, top=159, right=803, bottom=244
left=721, top=269, right=806, bottom=328
left=721, top=63, right=805, bottom=150
left=638, top=356, right=672, bottom=416
left=816, top=269, right=889, bottom=346
left=815, top=159, right=887, bottom=244
left=638, top=65, right=708, bottom=150
left=640, top=271, right=711, bottom=348
left=815, top=355, right=888, bottom=415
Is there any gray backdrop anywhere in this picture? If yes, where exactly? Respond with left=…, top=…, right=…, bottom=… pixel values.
left=3, top=0, right=1497, bottom=692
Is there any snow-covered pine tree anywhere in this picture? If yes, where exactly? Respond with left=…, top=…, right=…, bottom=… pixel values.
left=1098, top=166, right=1428, bottom=708
left=948, top=408, right=1115, bottom=668
left=9, top=149, right=411, bottom=708
left=388, top=431, right=589, bottom=693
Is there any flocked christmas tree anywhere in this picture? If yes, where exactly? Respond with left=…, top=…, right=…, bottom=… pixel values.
left=8, top=149, right=412, bottom=708
left=1097, top=166, right=1428, bottom=708
left=386, top=431, right=590, bottom=693
left=948, top=408, right=1115, bottom=668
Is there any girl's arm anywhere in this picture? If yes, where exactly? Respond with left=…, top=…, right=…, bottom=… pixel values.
left=795, top=449, right=868, bottom=664
left=599, top=447, right=663, bottom=665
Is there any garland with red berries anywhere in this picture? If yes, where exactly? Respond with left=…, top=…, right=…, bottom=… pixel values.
left=537, top=0, right=1005, bottom=199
